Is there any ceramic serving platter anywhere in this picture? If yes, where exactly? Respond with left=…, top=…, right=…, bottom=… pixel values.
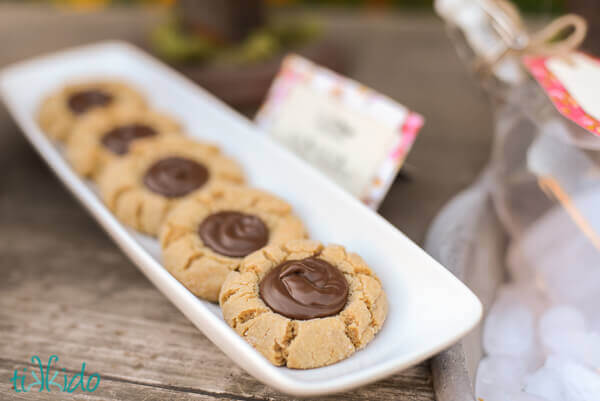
left=0, top=41, right=482, bottom=397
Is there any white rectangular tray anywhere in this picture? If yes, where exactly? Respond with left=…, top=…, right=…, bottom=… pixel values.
left=0, top=41, right=482, bottom=397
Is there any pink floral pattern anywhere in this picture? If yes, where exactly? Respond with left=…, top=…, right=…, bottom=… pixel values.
left=523, top=54, right=600, bottom=136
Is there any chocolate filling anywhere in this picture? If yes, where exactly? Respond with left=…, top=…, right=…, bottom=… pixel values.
left=143, top=156, right=208, bottom=198
left=101, top=124, right=157, bottom=155
left=259, top=257, right=349, bottom=320
left=199, top=211, right=269, bottom=258
left=68, top=89, right=113, bottom=115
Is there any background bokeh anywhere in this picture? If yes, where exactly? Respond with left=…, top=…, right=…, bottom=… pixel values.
left=6, top=0, right=567, bottom=13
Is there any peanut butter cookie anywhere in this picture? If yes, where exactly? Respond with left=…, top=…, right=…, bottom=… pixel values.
left=160, top=184, right=307, bottom=302
left=38, top=80, right=146, bottom=141
left=67, top=106, right=181, bottom=178
left=98, top=137, right=244, bottom=236
left=219, top=239, right=387, bottom=369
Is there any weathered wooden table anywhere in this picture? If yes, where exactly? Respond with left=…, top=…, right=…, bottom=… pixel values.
left=0, top=4, right=492, bottom=400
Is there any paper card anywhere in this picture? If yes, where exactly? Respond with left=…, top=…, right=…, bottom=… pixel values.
left=255, top=54, right=424, bottom=209
left=524, top=53, right=600, bottom=137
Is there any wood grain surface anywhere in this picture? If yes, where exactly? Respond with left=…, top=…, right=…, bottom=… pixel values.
left=0, top=4, right=493, bottom=400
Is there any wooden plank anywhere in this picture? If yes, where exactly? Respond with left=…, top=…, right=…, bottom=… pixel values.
left=0, top=361, right=226, bottom=401
left=0, top=218, right=434, bottom=401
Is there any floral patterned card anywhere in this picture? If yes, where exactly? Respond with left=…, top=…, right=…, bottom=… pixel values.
left=255, top=54, right=424, bottom=209
left=524, top=53, right=600, bottom=137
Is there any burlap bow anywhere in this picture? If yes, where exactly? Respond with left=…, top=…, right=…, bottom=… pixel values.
left=476, top=0, right=588, bottom=74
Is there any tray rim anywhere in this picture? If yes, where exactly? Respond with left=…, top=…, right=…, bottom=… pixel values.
left=0, top=40, right=483, bottom=396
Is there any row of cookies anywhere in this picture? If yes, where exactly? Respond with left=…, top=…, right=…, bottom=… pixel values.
left=37, top=80, right=387, bottom=369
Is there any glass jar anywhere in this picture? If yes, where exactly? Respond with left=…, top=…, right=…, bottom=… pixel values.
left=436, top=0, right=600, bottom=243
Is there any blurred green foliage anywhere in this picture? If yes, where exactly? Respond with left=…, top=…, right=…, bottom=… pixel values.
left=152, top=17, right=322, bottom=64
